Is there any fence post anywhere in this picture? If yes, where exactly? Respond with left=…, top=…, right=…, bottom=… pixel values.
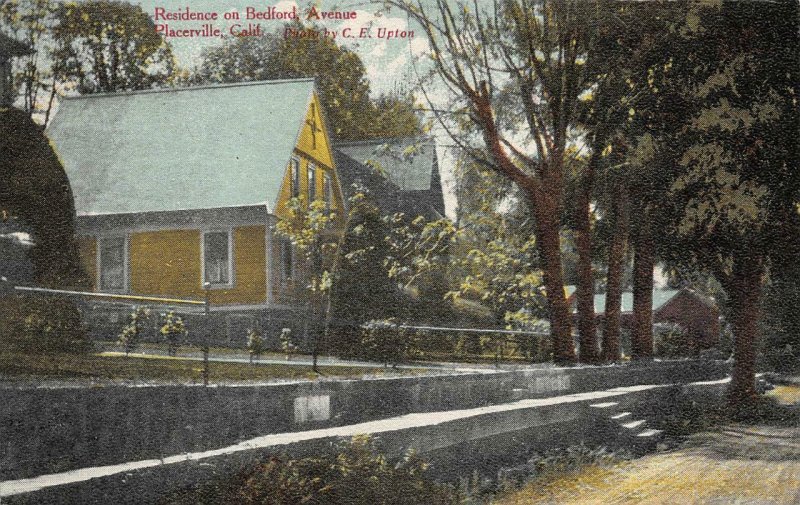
left=203, top=283, right=211, bottom=386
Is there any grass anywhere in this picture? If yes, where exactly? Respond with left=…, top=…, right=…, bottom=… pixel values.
left=492, top=428, right=800, bottom=505
left=0, top=352, right=409, bottom=384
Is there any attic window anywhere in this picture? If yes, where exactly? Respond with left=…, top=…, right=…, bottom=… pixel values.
left=290, top=158, right=300, bottom=198
left=99, top=236, right=127, bottom=292
left=203, top=231, right=233, bottom=287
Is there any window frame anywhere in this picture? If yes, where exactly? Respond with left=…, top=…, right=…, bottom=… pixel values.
left=308, top=162, right=317, bottom=202
left=323, top=172, right=332, bottom=212
left=97, top=235, right=128, bottom=293
left=290, top=157, right=301, bottom=199
left=201, top=229, right=235, bottom=289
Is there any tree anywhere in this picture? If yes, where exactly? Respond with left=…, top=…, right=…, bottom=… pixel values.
left=655, top=2, right=798, bottom=407
left=52, top=0, right=173, bottom=94
left=328, top=190, right=401, bottom=357
left=388, top=0, right=615, bottom=363
left=275, top=197, right=340, bottom=371
left=195, top=22, right=420, bottom=141
left=0, top=0, right=59, bottom=119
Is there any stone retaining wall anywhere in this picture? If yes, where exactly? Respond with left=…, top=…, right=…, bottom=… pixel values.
left=0, top=360, right=729, bottom=483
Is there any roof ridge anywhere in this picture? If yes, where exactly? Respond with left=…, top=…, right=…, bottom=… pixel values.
left=334, top=135, right=434, bottom=147
left=60, top=78, right=316, bottom=101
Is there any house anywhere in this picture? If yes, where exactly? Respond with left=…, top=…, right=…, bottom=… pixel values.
left=1, top=32, right=33, bottom=107
left=586, top=288, right=720, bottom=351
left=46, top=78, right=346, bottom=344
left=333, top=137, right=445, bottom=220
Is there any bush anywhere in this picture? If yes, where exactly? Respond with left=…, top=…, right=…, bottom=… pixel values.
left=653, top=323, right=694, bottom=358
left=247, top=327, right=264, bottom=363
left=160, top=311, right=187, bottom=356
left=162, top=436, right=458, bottom=505
left=361, top=319, right=409, bottom=366
left=118, top=307, right=150, bottom=356
left=0, top=295, right=89, bottom=354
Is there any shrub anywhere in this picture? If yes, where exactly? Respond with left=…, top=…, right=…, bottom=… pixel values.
left=234, top=436, right=457, bottom=505
left=361, top=319, right=409, bottom=366
left=162, top=436, right=458, bottom=505
left=653, top=323, right=694, bottom=358
left=0, top=295, right=89, bottom=354
left=160, top=311, right=187, bottom=356
left=247, top=327, right=264, bottom=363
left=118, top=307, right=150, bottom=356
left=279, top=327, right=296, bottom=359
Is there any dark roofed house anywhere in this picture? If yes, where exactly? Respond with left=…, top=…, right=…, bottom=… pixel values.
left=334, top=137, right=445, bottom=220
left=583, top=288, right=720, bottom=352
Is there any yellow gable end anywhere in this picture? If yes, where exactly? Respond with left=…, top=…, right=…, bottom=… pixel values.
left=275, top=93, right=345, bottom=220
left=295, top=92, right=333, bottom=167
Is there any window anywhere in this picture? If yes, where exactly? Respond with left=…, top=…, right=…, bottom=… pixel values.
left=99, top=236, right=126, bottom=292
left=281, top=239, right=294, bottom=280
left=290, top=158, right=300, bottom=198
left=308, top=163, right=317, bottom=202
left=203, top=231, right=232, bottom=286
left=323, top=173, right=332, bottom=212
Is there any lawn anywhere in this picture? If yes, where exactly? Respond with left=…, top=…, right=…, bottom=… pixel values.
left=0, top=352, right=408, bottom=384
left=492, top=425, right=800, bottom=505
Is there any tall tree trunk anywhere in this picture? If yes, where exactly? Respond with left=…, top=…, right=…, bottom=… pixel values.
left=727, top=254, right=764, bottom=408
left=631, top=212, right=654, bottom=360
left=575, top=161, right=598, bottom=364
left=602, top=187, right=628, bottom=362
left=534, top=196, right=576, bottom=365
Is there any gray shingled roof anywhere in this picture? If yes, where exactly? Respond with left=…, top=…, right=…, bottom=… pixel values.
left=335, top=137, right=437, bottom=192
left=47, top=79, right=316, bottom=216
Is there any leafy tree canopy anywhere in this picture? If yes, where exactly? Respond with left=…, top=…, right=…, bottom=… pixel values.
left=194, top=22, right=421, bottom=141
left=53, top=0, right=174, bottom=94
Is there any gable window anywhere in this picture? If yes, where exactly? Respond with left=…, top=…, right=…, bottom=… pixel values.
left=308, top=163, right=317, bottom=202
left=281, top=239, right=294, bottom=280
left=290, top=158, right=300, bottom=198
left=99, top=236, right=127, bottom=292
left=203, top=231, right=233, bottom=286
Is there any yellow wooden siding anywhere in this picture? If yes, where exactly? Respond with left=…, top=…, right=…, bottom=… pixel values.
left=214, top=225, right=267, bottom=305
left=125, top=226, right=266, bottom=305
left=77, top=236, right=97, bottom=290
left=129, top=229, right=202, bottom=299
left=296, top=92, right=334, bottom=167
left=274, top=92, right=346, bottom=227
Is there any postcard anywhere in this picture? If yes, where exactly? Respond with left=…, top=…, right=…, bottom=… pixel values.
left=0, top=0, right=798, bottom=503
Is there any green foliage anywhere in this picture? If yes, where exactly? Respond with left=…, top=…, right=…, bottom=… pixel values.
left=360, top=319, right=409, bottom=366
left=195, top=22, right=420, bottom=141
left=159, top=310, right=186, bottom=356
left=162, top=436, right=458, bottom=505
left=246, top=327, right=264, bottom=363
left=653, top=323, right=693, bottom=358
left=278, top=327, right=296, bottom=358
left=0, top=295, right=89, bottom=354
left=118, top=306, right=149, bottom=356
left=236, top=436, right=457, bottom=505
left=329, top=191, right=401, bottom=356
left=53, top=0, right=174, bottom=94
left=0, top=108, right=86, bottom=288
left=0, top=0, right=60, bottom=116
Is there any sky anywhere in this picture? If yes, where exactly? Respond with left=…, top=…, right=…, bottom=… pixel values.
left=132, top=0, right=430, bottom=95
